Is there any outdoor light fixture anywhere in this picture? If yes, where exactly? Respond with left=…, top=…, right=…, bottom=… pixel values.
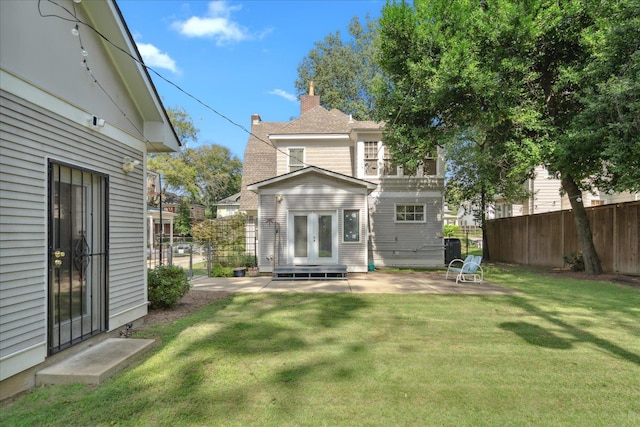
left=122, top=157, right=140, bottom=174
left=87, top=115, right=105, bottom=128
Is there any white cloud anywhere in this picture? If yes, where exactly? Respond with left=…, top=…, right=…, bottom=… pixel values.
left=268, top=89, right=298, bottom=103
left=137, top=43, right=178, bottom=73
left=172, top=1, right=250, bottom=45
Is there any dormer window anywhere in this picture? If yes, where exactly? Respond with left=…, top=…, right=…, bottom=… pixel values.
left=289, top=148, right=304, bottom=172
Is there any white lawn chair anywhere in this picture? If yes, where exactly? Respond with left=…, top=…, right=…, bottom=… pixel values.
left=446, top=255, right=483, bottom=283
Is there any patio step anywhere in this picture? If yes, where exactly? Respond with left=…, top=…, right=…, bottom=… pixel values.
left=36, top=338, right=154, bottom=386
left=273, top=265, right=347, bottom=281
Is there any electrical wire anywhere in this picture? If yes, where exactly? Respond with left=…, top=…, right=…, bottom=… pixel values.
left=38, top=0, right=311, bottom=166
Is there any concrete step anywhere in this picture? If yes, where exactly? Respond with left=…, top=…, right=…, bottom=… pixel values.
left=273, top=264, right=348, bottom=280
left=36, top=338, right=155, bottom=386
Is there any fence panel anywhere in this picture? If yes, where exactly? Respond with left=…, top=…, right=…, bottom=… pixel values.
left=486, top=201, right=639, bottom=275
left=145, top=217, right=258, bottom=276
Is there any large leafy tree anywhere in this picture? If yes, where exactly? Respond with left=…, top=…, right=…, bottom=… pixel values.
left=296, top=15, right=379, bottom=119
left=148, top=106, right=243, bottom=218
left=375, top=0, right=640, bottom=274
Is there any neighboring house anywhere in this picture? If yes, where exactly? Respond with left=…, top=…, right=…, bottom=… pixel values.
left=494, top=165, right=638, bottom=218
left=215, top=192, right=241, bottom=218
left=240, top=86, right=445, bottom=273
left=0, top=0, right=179, bottom=398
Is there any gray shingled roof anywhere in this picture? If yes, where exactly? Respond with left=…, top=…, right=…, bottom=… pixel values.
left=239, top=121, right=282, bottom=211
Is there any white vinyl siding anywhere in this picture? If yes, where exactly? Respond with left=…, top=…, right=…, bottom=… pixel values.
left=256, top=174, right=368, bottom=272
left=369, top=194, right=444, bottom=268
left=276, top=140, right=353, bottom=176
left=0, top=91, right=146, bottom=376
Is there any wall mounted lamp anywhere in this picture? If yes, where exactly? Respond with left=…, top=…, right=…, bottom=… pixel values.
left=122, top=157, right=140, bottom=174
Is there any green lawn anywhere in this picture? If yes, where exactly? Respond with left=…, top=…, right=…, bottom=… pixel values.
left=2, top=266, right=639, bottom=426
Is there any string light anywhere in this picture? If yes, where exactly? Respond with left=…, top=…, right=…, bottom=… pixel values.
left=38, top=0, right=319, bottom=164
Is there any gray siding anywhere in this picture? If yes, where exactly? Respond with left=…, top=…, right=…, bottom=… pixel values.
left=369, top=192, right=444, bottom=267
left=256, top=175, right=369, bottom=272
left=0, top=91, right=146, bottom=361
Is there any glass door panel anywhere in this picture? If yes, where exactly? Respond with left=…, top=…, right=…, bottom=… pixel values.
left=289, top=211, right=337, bottom=264
left=318, top=215, right=333, bottom=258
left=293, top=215, right=308, bottom=258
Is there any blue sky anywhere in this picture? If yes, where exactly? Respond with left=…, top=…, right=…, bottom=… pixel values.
left=117, top=0, right=385, bottom=160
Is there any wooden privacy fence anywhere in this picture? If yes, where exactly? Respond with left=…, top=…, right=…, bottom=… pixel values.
left=486, top=201, right=639, bottom=275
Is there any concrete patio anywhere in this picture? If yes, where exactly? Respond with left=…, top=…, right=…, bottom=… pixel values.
left=191, top=272, right=520, bottom=295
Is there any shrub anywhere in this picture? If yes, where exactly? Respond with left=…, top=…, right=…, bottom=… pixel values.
left=563, top=251, right=585, bottom=271
left=210, top=264, right=234, bottom=277
left=147, top=265, right=191, bottom=309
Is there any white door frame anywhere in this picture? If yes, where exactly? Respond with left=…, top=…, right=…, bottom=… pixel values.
left=287, top=210, right=338, bottom=265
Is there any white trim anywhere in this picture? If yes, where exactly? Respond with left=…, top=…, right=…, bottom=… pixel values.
left=342, top=209, right=361, bottom=243
left=109, top=302, right=148, bottom=331
left=370, top=190, right=444, bottom=198
left=269, top=134, right=350, bottom=140
left=0, top=342, right=46, bottom=381
left=247, top=166, right=377, bottom=191
left=259, top=187, right=370, bottom=196
left=1, top=69, right=147, bottom=152
left=288, top=147, right=305, bottom=172
left=394, top=203, right=427, bottom=224
left=287, top=210, right=339, bottom=264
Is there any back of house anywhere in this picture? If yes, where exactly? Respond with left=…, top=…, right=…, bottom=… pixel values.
left=240, top=85, right=445, bottom=273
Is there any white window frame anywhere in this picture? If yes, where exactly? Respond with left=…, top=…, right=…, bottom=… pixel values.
left=363, top=141, right=379, bottom=177
left=395, top=204, right=427, bottom=223
left=288, top=147, right=305, bottom=172
left=342, top=209, right=360, bottom=243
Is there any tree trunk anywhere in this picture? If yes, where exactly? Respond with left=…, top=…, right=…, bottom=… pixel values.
left=480, top=190, right=490, bottom=260
left=560, top=174, right=602, bottom=275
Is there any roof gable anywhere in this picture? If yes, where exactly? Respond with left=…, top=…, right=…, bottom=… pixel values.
left=247, top=166, right=377, bottom=192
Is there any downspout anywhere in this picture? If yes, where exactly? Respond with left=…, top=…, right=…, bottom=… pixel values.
left=273, top=195, right=282, bottom=274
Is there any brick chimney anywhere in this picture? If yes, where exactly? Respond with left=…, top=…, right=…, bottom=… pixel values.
left=251, top=113, right=261, bottom=125
left=300, top=81, right=320, bottom=115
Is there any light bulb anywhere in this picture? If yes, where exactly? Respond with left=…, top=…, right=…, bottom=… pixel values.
left=81, top=50, right=88, bottom=57
left=71, top=27, right=79, bottom=36
left=73, top=0, right=82, bottom=3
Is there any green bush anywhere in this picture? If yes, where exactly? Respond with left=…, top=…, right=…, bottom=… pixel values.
left=210, top=264, right=234, bottom=277
left=147, top=265, right=191, bottom=309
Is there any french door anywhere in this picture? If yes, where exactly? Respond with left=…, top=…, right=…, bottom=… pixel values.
left=48, top=162, right=108, bottom=354
left=288, top=211, right=338, bottom=264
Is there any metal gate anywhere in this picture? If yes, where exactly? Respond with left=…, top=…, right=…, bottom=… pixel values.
left=48, top=162, right=108, bottom=354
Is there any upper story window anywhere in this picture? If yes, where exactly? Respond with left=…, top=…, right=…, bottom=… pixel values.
left=423, top=151, right=437, bottom=176
left=288, top=148, right=304, bottom=172
left=364, top=141, right=378, bottom=176
left=382, top=145, right=398, bottom=176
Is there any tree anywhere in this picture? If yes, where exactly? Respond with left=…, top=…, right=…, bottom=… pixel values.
left=147, top=107, right=243, bottom=217
left=174, top=198, right=192, bottom=236
left=296, top=15, right=379, bottom=119
left=375, top=0, right=640, bottom=274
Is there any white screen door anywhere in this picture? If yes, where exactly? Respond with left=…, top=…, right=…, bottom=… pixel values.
left=289, top=211, right=337, bottom=264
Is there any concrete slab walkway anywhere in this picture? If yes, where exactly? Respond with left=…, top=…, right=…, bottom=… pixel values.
left=191, top=272, right=519, bottom=295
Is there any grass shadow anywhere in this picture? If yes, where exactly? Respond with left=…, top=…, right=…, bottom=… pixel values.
left=500, top=321, right=573, bottom=349
left=506, top=295, right=640, bottom=366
